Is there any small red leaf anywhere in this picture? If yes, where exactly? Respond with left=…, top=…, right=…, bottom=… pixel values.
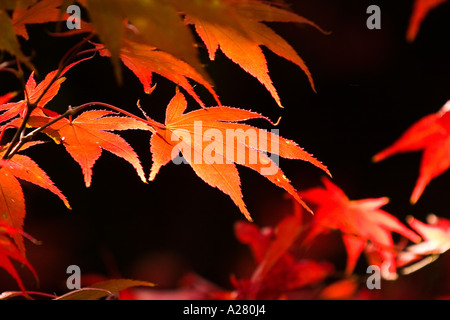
left=301, top=177, right=421, bottom=278
left=374, top=101, right=450, bottom=204
left=234, top=214, right=333, bottom=299
left=0, top=221, right=37, bottom=294
left=406, top=0, right=447, bottom=42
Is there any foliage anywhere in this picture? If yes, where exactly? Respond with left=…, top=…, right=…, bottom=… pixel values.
left=0, top=0, right=449, bottom=300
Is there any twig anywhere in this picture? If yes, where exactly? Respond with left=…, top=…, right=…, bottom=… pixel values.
left=5, top=101, right=161, bottom=158
left=2, top=35, right=94, bottom=160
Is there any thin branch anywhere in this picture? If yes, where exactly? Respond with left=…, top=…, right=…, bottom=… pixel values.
left=5, top=101, right=161, bottom=159
left=2, top=35, right=94, bottom=160
left=2, top=103, right=35, bottom=160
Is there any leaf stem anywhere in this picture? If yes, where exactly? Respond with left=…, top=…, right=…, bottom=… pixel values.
left=4, top=101, right=162, bottom=159
left=0, top=124, right=16, bottom=144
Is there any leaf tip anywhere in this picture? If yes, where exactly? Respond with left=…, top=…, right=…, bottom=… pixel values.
left=273, top=116, right=282, bottom=126
left=242, top=209, right=253, bottom=222
left=410, top=187, right=423, bottom=205
left=299, top=197, right=314, bottom=215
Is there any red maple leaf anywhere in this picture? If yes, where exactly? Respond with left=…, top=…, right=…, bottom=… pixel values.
left=0, top=221, right=37, bottom=294
left=373, top=101, right=450, bottom=204
left=233, top=213, right=333, bottom=299
left=300, top=177, right=421, bottom=280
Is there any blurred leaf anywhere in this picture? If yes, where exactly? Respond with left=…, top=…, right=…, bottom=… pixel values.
left=406, top=0, right=447, bottom=42
left=319, top=278, right=360, bottom=300
left=12, top=0, right=68, bottom=40
left=95, top=38, right=220, bottom=108
left=0, top=10, right=33, bottom=70
left=301, top=177, right=421, bottom=279
left=0, top=221, right=37, bottom=294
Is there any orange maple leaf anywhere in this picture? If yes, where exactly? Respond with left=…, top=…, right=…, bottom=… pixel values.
left=148, top=89, right=330, bottom=221
left=185, top=0, right=327, bottom=108
left=300, top=177, right=421, bottom=279
left=373, top=101, right=450, bottom=204
left=406, top=0, right=447, bottom=42
left=0, top=60, right=85, bottom=125
left=29, top=110, right=152, bottom=188
left=95, top=38, right=220, bottom=108
left=0, top=142, right=70, bottom=254
left=0, top=92, right=18, bottom=105
left=78, top=0, right=208, bottom=85
left=12, top=0, right=69, bottom=40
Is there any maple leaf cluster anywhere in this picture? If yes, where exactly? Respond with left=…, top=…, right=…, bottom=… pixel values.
left=0, top=0, right=448, bottom=300
left=0, top=0, right=330, bottom=295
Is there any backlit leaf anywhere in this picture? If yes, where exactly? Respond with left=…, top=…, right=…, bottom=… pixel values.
left=186, top=0, right=326, bottom=107
left=148, top=89, right=330, bottom=221
left=30, top=110, right=152, bottom=187
left=373, top=101, right=450, bottom=204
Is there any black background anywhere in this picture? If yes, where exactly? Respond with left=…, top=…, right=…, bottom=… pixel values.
left=1, top=0, right=450, bottom=298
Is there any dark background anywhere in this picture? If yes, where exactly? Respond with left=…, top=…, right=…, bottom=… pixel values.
left=1, top=0, right=450, bottom=298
